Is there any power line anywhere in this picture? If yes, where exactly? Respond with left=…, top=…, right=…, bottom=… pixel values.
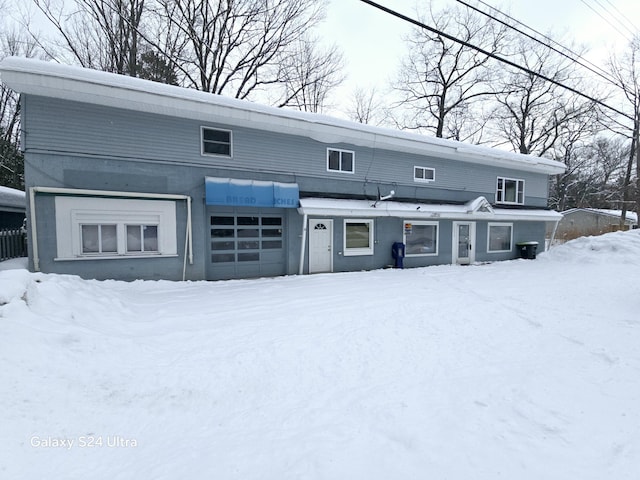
left=358, top=0, right=633, bottom=121
left=601, top=0, right=637, bottom=37
left=580, top=0, right=631, bottom=42
left=454, top=0, right=623, bottom=92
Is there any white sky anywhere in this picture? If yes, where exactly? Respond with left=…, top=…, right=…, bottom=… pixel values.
left=318, top=0, right=640, bottom=115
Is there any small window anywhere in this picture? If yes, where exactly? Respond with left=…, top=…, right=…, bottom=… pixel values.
left=81, top=224, right=117, bottom=254
left=55, top=197, right=177, bottom=260
left=327, top=148, right=355, bottom=173
left=201, top=127, right=232, bottom=157
left=488, top=223, right=513, bottom=252
left=403, top=221, right=438, bottom=256
left=414, top=166, right=435, bottom=183
left=126, top=225, right=159, bottom=253
left=344, top=219, right=374, bottom=256
left=496, top=177, right=525, bottom=205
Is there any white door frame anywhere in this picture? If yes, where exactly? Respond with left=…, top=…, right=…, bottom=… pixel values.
left=308, top=219, right=333, bottom=273
left=452, top=221, right=476, bottom=265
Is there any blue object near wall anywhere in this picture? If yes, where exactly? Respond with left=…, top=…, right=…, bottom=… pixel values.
left=205, top=177, right=299, bottom=208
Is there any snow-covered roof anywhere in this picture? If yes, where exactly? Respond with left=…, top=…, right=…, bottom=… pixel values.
left=299, top=196, right=562, bottom=222
left=562, top=208, right=638, bottom=224
left=0, top=185, right=26, bottom=210
left=0, top=57, right=566, bottom=175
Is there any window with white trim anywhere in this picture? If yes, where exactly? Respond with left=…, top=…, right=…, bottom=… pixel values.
left=403, top=221, right=438, bottom=256
left=55, top=197, right=177, bottom=260
left=327, top=148, right=355, bottom=173
left=414, top=166, right=435, bottom=183
left=201, top=127, right=232, bottom=157
left=487, top=223, right=513, bottom=253
left=496, top=177, right=524, bottom=205
left=344, top=219, right=373, bottom=256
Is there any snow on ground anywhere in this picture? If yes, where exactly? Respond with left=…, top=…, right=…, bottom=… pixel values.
left=1, top=231, right=640, bottom=479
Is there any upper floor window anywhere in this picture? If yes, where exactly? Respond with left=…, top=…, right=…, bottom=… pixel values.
left=414, top=166, right=435, bottom=183
left=327, top=148, right=354, bottom=173
left=496, top=177, right=524, bottom=205
left=202, top=127, right=232, bottom=157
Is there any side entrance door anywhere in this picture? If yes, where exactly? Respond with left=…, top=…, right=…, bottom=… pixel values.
left=308, top=219, right=333, bottom=273
left=453, top=221, right=476, bottom=265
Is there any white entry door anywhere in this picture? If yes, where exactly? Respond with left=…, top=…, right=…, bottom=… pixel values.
left=308, top=219, right=333, bottom=273
left=453, top=221, right=476, bottom=265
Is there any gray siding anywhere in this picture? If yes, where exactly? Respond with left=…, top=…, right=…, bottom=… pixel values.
left=24, top=95, right=550, bottom=207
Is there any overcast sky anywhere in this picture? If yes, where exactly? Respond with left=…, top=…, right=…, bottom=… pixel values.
left=318, top=0, right=640, bottom=115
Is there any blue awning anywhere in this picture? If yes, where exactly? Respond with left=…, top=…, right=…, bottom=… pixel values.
left=205, top=177, right=299, bottom=208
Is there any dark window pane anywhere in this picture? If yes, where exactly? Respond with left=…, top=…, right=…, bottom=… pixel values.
left=203, top=142, right=230, bottom=156
left=341, top=152, right=353, bottom=172
left=212, top=229, right=234, bottom=238
left=211, top=216, right=234, bottom=225
left=238, top=240, right=259, bottom=250
left=328, top=150, right=340, bottom=170
left=212, top=240, right=235, bottom=250
left=263, top=228, right=282, bottom=237
left=237, top=216, right=259, bottom=225
left=203, top=129, right=230, bottom=142
left=261, top=217, right=282, bottom=226
left=415, top=167, right=423, bottom=179
left=238, top=252, right=259, bottom=262
left=238, top=228, right=259, bottom=238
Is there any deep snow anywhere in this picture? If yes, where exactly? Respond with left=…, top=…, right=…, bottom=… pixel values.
left=1, top=230, right=640, bottom=479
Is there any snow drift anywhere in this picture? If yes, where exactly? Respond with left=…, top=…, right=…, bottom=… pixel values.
left=1, top=230, right=640, bottom=479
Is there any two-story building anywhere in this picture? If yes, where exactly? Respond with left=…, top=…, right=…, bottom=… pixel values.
left=0, top=57, right=565, bottom=281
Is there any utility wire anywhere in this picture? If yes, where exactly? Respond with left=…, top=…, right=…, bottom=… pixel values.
left=578, top=0, right=634, bottom=44
left=472, top=0, right=620, bottom=89
left=454, top=0, right=623, bottom=91
left=601, top=0, right=637, bottom=36
left=358, top=0, right=634, bottom=121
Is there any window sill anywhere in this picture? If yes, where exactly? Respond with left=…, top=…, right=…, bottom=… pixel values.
left=54, top=254, right=179, bottom=261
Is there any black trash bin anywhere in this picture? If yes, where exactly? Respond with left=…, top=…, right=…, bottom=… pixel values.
left=517, top=241, right=538, bottom=260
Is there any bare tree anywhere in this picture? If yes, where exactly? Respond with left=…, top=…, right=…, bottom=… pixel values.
left=151, top=0, right=326, bottom=99
left=1, top=5, right=42, bottom=189
left=392, top=4, right=508, bottom=141
left=607, top=36, right=640, bottom=225
left=491, top=36, right=597, bottom=157
left=32, top=0, right=148, bottom=76
left=347, top=86, right=387, bottom=125
left=274, top=36, right=344, bottom=112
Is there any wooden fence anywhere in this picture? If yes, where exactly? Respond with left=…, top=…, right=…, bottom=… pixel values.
left=0, top=228, right=27, bottom=261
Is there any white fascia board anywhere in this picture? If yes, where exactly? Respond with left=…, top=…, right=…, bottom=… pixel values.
left=298, top=198, right=562, bottom=222
left=0, top=57, right=565, bottom=175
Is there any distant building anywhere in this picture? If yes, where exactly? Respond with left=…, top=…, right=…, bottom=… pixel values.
left=556, top=208, right=638, bottom=243
left=0, top=185, right=26, bottom=229
left=0, top=57, right=565, bottom=281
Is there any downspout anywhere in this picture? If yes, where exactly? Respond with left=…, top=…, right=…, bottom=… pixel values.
left=30, top=186, right=193, bottom=275
left=298, top=213, right=308, bottom=275
left=182, top=196, right=193, bottom=281
left=548, top=218, right=561, bottom=249
left=28, top=187, right=40, bottom=271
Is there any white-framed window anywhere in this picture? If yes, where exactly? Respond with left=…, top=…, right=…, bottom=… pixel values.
left=343, top=219, right=373, bottom=256
left=487, top=222, right=513, bottom=253
left=327, top=148, right=355, bottom=173
left=201, top=126, right=232, bottom=157
left=55, top=196, right=177, bottom=260
left=403, top=221, right=438, bottom=256
left=496, top=177, right=525, bottom=205
left=414, top=166, right=435, bottom=183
